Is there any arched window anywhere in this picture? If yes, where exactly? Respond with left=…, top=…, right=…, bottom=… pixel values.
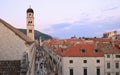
left=28, top=21, right=32, bottom=24
left=28, top=21, right=30, bottom=24
left=29, top=29, right=32, bottom=33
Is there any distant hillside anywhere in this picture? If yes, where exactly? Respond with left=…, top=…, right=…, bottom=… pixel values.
left=18, top=29, right=52, bottom=40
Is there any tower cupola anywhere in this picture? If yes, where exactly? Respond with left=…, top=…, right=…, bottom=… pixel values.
left=27, top=8, right=34, bottom=13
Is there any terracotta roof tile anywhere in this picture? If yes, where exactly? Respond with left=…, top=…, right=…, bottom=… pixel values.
left=44, top=37, right=120, bottom=57
left=92, top=38, right=111, bottom=42
left=50, top=43, right=104, bottom=57
left=97, top=42, right=120, bottom=54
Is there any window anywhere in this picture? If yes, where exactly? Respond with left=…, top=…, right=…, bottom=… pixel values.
left=94, top=49, right=98, bottom=53
left=83, top=68, right=87, bottom=75
left=29, top=13, right=31, bottom=16
left=81, top=49, right=86, bottom=53
left=69, top=69, right=73, bottom=75
left=107, top=62, right=110, bottom=69
left=83, top=60, right=87, bottom=63
left=116, top=72, right=119, bottom=75
left=28, top=21, right=30, bottom=24
left=96, top=60, right=100, bottom=63
left=107, top=55, right=110, bottom=58
left=106, top=46, right=109, bottom=49
left=96, top=68, right=100, bottom=75
left=29, top=29, right=32, bottom=33
left=69, top=60, right=73, bottom=64
left=115, top=62, right=119, bottom=69
left=107, top=72, right=111, bottom=75
left=116, top=55, right=120, bottom=58
left=28, top=21, right=32, bottom=24
left=61, top=49, right=64, bottom=52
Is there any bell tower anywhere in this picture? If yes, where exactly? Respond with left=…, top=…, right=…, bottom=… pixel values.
left=26, top=6, right=34, bottom=40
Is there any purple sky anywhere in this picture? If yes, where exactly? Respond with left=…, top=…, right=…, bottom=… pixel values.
left=1, top=0, right=120, bottom=39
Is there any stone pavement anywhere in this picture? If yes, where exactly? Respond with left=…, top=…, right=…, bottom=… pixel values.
left=35, top=44, right=55, bottom=75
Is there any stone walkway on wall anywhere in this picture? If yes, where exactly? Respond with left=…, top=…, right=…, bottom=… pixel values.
left=35, top=43, right=55, bottom=75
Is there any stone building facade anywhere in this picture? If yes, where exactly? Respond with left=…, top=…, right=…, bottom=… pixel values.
left=103, top=31, right=117, bottom=38
left=43, top=38, right=120, bottom=75
left=0, top=19, right=36, bottom=75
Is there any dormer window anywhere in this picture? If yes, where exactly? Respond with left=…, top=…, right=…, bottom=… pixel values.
left=81, top=49, right=86, bottom=53
left=94, top=49, right=98, bottom=53
left=61, top=49, right=64, bottom=52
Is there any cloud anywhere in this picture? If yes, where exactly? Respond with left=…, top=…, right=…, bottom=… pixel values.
left=51, top=23, right=71, bottom=30
left=45, top=16, right=120, bottom=39
left=88, top=12, right=120, bottom=24
left=62, top=25, right=72, bottom=30
left=43, top=23, right=72, bottom=35
left=103, top=6, right=120, bottom=11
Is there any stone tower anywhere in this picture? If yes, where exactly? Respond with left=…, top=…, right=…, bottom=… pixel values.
left=26, top=7, right=34, bottom=40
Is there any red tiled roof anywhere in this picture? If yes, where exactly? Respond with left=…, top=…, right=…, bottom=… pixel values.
left=54, top=43, right=104, bottom=57
left=44, top=38, right=120, bottom=57
left=44, top=38, right=92, bottom=47
left=113, top=40, right=120, bottom=49
left=91, top=38, right=111, bottom=42
left=97, top=42, right=120, bottom=54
